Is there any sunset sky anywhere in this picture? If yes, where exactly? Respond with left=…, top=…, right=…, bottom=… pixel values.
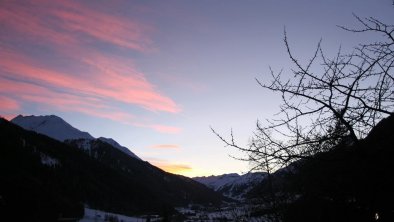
left=1, top=0, right=393, bottom=177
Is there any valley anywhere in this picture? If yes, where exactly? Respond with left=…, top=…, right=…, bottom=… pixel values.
left=1, top=115, right=266, bottom=221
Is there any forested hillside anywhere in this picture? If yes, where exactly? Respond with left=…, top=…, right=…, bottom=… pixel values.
left=0, top=118, right=222, bottom=221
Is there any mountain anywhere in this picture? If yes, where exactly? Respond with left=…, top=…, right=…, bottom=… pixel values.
left=11, top=115, right=139, bottom=159
left=0, top=118, right=223, bottom=221
left=11, top=114, right=94, bottom=141
left=194, top=172, right=266, bottom=200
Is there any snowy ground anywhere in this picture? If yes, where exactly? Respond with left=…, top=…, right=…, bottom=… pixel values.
left=78, top=204, right=268, bottom=222
left=176, top=203, right=268, bottom=222
left=78, top=208, right=161, bottom=222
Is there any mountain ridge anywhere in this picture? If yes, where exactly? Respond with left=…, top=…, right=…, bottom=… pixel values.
left=194, top=172, right=266, bottom=200
left=11, top=114, right=94, bottom=141
left=0, top=117, right=223, bottom=221
left=11, top=114, right=139, bottom=159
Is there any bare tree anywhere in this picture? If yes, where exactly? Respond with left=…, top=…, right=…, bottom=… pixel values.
left=213, top=15, right=394, bottom=171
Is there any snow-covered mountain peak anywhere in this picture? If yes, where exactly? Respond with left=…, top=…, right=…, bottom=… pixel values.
left=11, top=115, right=140, bottom=159
left=11, top=115, right=94, bottom=141
left=195, top=173, right=263, bottom=189
left=194, top=172, right=266, bottom=200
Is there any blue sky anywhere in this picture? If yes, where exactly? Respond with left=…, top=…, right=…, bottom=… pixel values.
left=1, top=0, right=393, bottom=176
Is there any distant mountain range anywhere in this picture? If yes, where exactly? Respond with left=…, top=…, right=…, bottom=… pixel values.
left=194, top=172, right=266, bottom=200
left=0, top=115, right=223, bottom=221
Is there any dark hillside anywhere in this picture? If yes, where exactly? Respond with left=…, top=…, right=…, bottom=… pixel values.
left=248, top=115, right=394, bottom=222
left=0, top=119, right=222, bottom=221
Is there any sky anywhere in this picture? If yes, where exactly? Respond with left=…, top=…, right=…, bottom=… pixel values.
left=1, top=0, right=393, bottom=177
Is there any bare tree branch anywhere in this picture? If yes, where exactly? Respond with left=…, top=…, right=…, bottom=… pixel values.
left=213, top=15, right=394, bottom=172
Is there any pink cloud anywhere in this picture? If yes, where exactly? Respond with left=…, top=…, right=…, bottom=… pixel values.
left=80, top=54, right=181, bottom=113
left=0, top=77, right=132, bottom=123
left=0, top=76, right=181, bottom=133
left=0, top=77, right=71, bottom=101
left=0, top=48, right=180, bottom=113
left=0, top=95, right=20, bottom=120
left=0, top=96, right=20, bottom=112
left=0, top=0, right=153, bottom=52
left=22, top=94, right=137, bottom=126
left=0, top=3, right=77, bottom=46
left=150, top=144, right=180, bottom=150
left=133, top=122, right=182, bottom=134
left=0, top=1, right=181, bottom=133
left=49, top=2, right=153, bottom=52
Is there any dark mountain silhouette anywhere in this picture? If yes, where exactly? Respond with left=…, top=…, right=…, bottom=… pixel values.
left=248, top=114, right=394, bottom=222
left=0, top=118, right=222, bottom=221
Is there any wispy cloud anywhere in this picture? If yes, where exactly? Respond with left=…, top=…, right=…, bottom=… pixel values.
left=0, top=93, right=20, bottom=120
left=0, top=45, right=180, bottom=113
left=150, top=144, right=180, bottom=150
left=0, top=0, right=181, bottom=132
left=0, top=0, right=153, bottom=52
left=149, top=124, right=182, bottom=134
left=0, top=96, right=20, bottom=112
left=0, top=76, right=179, bottom=134
left=48, top=1, right=154, bottom=52
left=131, top=122, right=182, bottom=134
left=0, top=76, right=124, bottom=119
left=80, top=53, right=180, bottom=113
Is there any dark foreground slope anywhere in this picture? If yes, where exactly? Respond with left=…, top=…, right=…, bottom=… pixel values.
left=248, top=115, right=394, bottom=222
left=0, top=119, right=222, bottom=221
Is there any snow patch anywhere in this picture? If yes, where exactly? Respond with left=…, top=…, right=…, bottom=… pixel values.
left=40, top=153, right=60, bottom=167
left=11, top=115, right=140, bottom=160
left=176, top=203, right=268, bottom=221
left=78, top=208, right=161, bottom=222
left=12, top=115, right=94, bottom=141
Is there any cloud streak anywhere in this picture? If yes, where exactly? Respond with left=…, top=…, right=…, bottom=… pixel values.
left=48, top=1, right=154, bottom=52
left=150, top=144, right=180, bottom=150
left=0, top=0, right=153, bottom=52
left=0, top=96, right=20, bottom=112
left=0, top=43, right=180, bottom=114
left=0, top=76, right=180, bottom=134
left=0, top=0, right=182, bottom=133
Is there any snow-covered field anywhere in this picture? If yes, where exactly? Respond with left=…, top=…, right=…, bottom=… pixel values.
left=176, top=204, right=268, bottom=222
left=78, top=205, right=268, bottom=222
left=78, top=208, right=161, bottom=222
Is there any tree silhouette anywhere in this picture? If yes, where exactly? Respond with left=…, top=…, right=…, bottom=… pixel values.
left=213, top=14, right=394, bottom=171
